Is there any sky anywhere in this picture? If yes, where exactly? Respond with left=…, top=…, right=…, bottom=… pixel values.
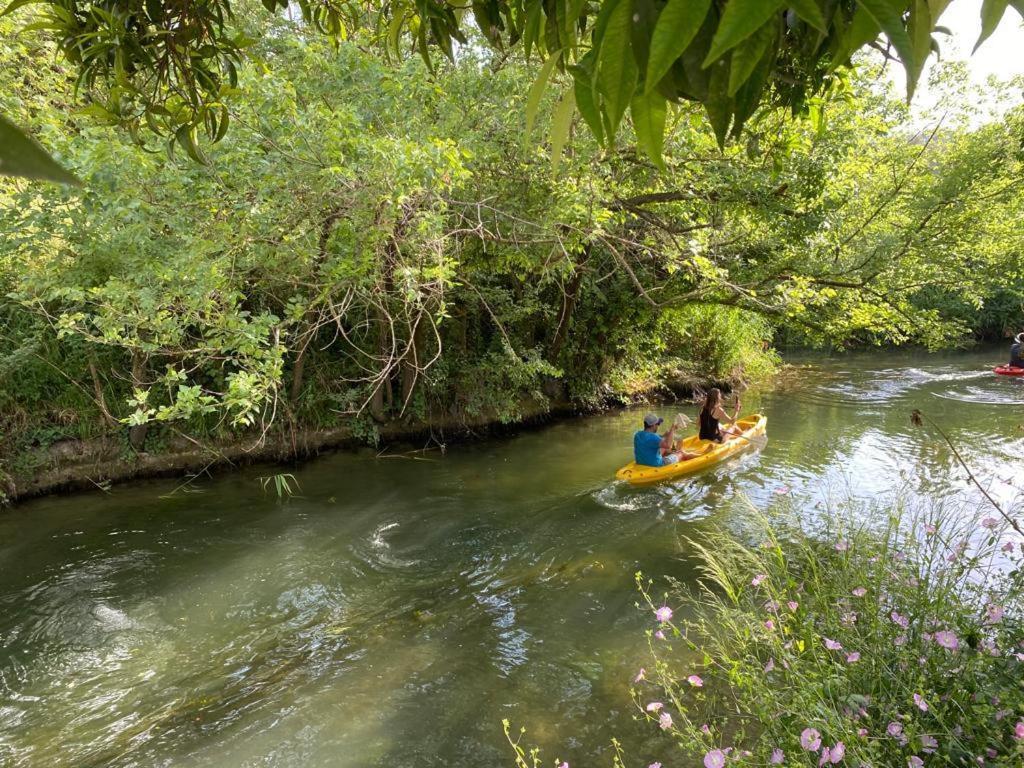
left=888, top=0, right=1024, bottom=120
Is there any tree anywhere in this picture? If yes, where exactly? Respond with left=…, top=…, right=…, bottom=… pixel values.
left=3, top=0, right=1024, bottom=180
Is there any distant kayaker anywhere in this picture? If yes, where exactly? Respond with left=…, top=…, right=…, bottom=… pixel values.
left=699, top=388, right=742, bottom=443
left=634, top=413, right=685, bottom=467
left=1010, top=333, right=1023, bottom=368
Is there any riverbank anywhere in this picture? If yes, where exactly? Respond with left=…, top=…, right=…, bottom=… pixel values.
left=1, top=372, right=734, bottom=505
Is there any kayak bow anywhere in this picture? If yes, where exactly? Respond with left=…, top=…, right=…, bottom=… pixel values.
left=616, top=414, right=767, bottom=486
left=994, top=365, right=1024, bottom=376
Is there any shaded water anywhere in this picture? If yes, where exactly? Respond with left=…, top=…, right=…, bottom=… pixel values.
left=1, top=348, right=1022, bottom=767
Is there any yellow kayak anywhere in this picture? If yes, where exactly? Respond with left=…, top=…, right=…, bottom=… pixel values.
left=615, top=414, right=767, bottom=485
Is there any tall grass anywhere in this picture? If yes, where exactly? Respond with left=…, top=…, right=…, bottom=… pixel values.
left=635, top=500, right=1024, bottom=767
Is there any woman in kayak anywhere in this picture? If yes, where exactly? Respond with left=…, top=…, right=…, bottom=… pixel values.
left=699, top=388, right=742, bottom=443
left=1010, top=333, right=1023, bottom=368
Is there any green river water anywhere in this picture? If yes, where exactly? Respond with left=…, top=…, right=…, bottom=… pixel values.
left=1, top=348, right=1022, bottom=767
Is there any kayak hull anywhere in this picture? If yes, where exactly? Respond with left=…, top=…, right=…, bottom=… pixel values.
left=616, top=414, right=767, bottom=486
left=994, top=365, right=1024, bottom=376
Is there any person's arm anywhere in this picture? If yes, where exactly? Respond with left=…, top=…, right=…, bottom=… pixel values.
left=660, top=425, right=676, bottom=452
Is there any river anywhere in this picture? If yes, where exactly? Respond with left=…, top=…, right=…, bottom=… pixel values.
left=1, top=348, right=1021, bottom=767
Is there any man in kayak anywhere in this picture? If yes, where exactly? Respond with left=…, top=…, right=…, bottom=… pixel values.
left=1010, top=333, right=1023, bottom=368
left=635, top=413, right=688, bottom=467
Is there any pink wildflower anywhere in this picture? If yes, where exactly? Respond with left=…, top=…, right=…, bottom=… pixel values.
left=982, top=517, right=999, bottom=529
left=764, top=600, right=780, bottom=612
left=764, top=620, right=775, bottom=631
left=891, top=611, right=909, bottom=629
left=701, top=723, right=711, bottom=735
left=646, top=702, right=663, bottom=712
left=823, top=637, right=843, bottom=651
left=703, top=750, right=726, bottom=768
left=1014, top=721, right=1024, bottom=740
left=649, top=764, right=661, bottom=768
left=852, top=587, right=867, bottom=597
left=835, top=540, right=849, bottom=552
left=908, top=758, right=924, bottom=768
left=887, top=722, right=904, bottom=738
left=658, top=711, right=672, bottom=730
left=655, top=606, right=673, bottom=623
left=654, top=630, right=666, bottom=640
left=1001, top=541, right=1014, bottom=552
left=921, top=734, right=938, bottom=753
left=687, top=675, right=703, bottom=687
left=894, top=634, right=907, bottom=646
left=985, top=605, right=1004, bottom=624
left=925, top=524, right=936, bottom=535
left=934, top=630, right=959, bottom=650
left=557, top=763, right=568, bottom=768
left=770, top=748, right=784, bottom=764
left=824, top=742, right=845, bottom=763
left=633, top=668, right=645, bottom=683
left=801, top=728, right=822, bottom=751
left=914, top=693, right=928, bottom=712
left=752, top=574, right=767, bottom=587
left=764, top=657, right=775, bottom=672
left=787, top=601, right=799, bottom=612
left=846, top=652, right=860, bottom=663
left=857, top=728, right=868, bottom=738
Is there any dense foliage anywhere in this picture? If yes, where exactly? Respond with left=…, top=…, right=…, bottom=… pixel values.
left=4, top=0, right=1024, bottom=177
left=0, top=10, right=1022, bottom=489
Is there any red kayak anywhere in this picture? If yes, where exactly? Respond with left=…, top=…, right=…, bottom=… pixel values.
left=994, top=365, right=1024, bottom=376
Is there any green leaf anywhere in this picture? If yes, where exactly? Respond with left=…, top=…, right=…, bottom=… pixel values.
left=976, top=0, right=1009, bottom=52
left=630, top=90, right=666, bottom=168
left=549, top=87, right=576, bottom=172
left=597, top=0, right=638, bottom=139
left=645, top=0, right=711, bottom=95
left=0, top=114, right=80, bottom=185
left=906, top=0, right=932, bottom=96
left=704, top=57, right=733, bottom=148
left=523, top=0, right=544, bottom=58
left=704, top=0, right=785, bottom=66
left=525, top=52, right=560, bottom=141
left=728, top=21, right=776, bottom=96
left=787, top=0, right=828, bottom=33
left=858, top=0, right=917, bottom=94
left=731, top=49, right=771, bottom=136
left=174, top=124, right=208, bottom=165
left=830, top=5, right=881, bottom=69
left=571, top=53, right=605, bottom=144
left=0, top=0, right=43, bottom=17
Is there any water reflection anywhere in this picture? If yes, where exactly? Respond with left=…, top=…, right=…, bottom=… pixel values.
left=0, top=347, right=1021, bottom=767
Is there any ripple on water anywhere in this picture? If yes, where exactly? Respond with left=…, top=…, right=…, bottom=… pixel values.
left=931, top=384, right=1024, bottom=406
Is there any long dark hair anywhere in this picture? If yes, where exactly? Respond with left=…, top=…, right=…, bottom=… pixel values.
left=702, top=387, right=721, bottom=416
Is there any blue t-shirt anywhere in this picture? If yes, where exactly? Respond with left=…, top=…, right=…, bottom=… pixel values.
left=634, top=430, right=663, bottom=467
